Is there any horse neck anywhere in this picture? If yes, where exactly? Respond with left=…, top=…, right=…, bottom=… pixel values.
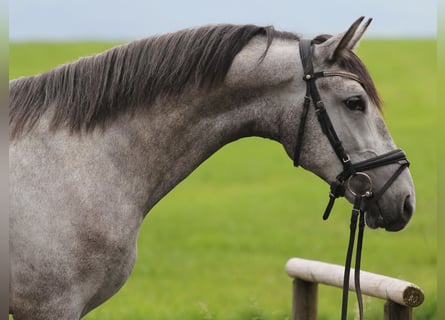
left=102, top=84, right=297, bottom=214
left=61, top=36, right=304, bottom=217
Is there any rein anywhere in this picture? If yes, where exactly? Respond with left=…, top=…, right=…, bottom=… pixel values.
left=294, top=39, right=410, bottom=320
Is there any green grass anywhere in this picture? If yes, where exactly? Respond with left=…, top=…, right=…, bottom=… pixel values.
left=9, top=39, right=437, bottom=319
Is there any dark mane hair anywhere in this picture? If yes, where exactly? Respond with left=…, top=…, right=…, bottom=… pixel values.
left=311, top=34, right=381, bottom=109
left=9, top=24, right=297, bottom=139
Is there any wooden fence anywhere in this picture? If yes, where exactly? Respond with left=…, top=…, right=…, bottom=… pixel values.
left=285, top=258, right=424, bottom=320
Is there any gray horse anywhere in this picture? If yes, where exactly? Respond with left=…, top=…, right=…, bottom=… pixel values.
left=9, top=18, right=415, bottom=319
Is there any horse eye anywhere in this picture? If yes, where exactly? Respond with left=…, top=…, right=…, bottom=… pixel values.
left=344, top=96, right=366, bottom=112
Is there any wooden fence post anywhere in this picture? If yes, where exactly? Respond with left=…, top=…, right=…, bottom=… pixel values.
left=293, top=278, right=318, bottom=320
left=384, top=300, right=412, bottom=320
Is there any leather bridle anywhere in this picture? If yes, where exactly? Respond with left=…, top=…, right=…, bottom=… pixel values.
left=294, top=39, right=410, bottom=320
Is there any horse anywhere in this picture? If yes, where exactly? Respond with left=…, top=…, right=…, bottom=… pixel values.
left=9, top=17, right=415, bottom=319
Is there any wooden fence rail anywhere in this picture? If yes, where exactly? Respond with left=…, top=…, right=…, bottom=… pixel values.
left=285, top=258, right=424, bottom=320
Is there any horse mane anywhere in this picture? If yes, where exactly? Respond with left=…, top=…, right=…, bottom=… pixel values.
left=9, top=24, right=298, bottom=139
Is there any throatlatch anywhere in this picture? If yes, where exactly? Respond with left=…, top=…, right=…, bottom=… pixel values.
left=293, top=39, right=410, bottom=320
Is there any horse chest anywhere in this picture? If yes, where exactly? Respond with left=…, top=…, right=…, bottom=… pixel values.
left=78, top=231, right=138, bottom=315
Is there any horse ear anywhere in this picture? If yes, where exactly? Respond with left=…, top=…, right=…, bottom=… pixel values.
left=347, top=17, right=372, bottom=50
left=323, top=17, right=372, bottom=62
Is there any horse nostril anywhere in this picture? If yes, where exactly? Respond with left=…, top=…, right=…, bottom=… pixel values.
left=403, top=195, right=414, bottom=220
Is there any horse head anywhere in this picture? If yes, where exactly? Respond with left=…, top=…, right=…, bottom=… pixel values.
left=290, top=18, right=415, bottom=231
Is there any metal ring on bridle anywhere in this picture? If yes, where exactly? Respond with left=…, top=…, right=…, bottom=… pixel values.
left=346, top=172, right=373, bottom=198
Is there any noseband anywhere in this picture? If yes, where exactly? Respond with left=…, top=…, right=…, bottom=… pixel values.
left=293, top=39, right=410, bottom=320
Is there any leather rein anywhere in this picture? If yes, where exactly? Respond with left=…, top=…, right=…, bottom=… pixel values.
left=293, top=39, right=410, bottom=320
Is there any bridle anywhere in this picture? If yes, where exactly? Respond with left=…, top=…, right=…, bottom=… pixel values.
left=293, top=39, right=410, bottom=320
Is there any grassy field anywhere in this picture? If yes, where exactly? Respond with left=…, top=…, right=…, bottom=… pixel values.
left=9, top=39, right=437, bottom=319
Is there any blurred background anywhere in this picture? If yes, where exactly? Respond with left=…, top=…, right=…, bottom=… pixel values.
left=9, top=1, right=437, bottom=319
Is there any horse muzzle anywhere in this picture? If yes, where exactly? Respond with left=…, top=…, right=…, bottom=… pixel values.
left=364, top=190, right=415, bottom=231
